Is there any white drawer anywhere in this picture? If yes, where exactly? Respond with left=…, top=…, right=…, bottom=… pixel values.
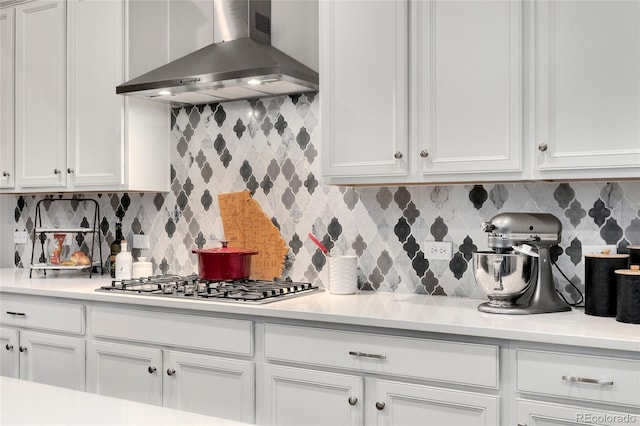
left=0, top=297, right=84, bottom=335
left=517, top=349, right=640, bottom=408
left=264, top=323, right=499, bottom=388
left=90, top=306, right=253, bottom=356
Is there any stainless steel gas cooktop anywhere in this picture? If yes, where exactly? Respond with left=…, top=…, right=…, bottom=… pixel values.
left=95, top=274, right=322, bottom=304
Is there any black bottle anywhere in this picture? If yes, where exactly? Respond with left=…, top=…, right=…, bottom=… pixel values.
left=109, top=222, right=124, bottom=278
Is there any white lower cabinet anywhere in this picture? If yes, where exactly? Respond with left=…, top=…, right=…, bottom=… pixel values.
left=0, top=327, right=85, bottom=390
left=0, top=296, right=85, bottom=391
left=517, top=400, right=638, bottom=426
left=86, top=340, right=162, bottom=405
left=263, top=364, right=363, bottom=426
left=374, top=380, right=499, bottom=426
left=0, top=327, right=19, bottom=378
left=163, top=350, right=254, bottom=420
left=260, top=323, right=500, bottom=426
left=513, top=345, right=640, bottom=425
left=87, top=306, right=255, bottom=423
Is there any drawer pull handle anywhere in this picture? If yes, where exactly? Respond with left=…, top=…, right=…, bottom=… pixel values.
left=348, top=351, right=386, bottom=360
left=348, top=396, right=358, bottom=406
left=19, top=346, right=27, bottom=353
left=166, top=368, right=176, bottom=376
left=562, top=375, right=613, bottom=386
left=5, top=344, right=13, bottom=351
left=147, top=366, right=156, bottom=374
left=6, top=311, right=26, bottom=317
left=375, top=401, right=385, bottom=411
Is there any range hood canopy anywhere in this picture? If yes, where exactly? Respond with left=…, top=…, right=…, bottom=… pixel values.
left=116, top=0, right=318, bottom=106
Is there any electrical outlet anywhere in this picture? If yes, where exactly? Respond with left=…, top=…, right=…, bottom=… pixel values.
left=424, top=241, right=453, bottom=260
left=582, top=244, right=618, bottom=255
left=13, top=231, right=29, bottom=245
left=133, top=234, right=150, bottom=249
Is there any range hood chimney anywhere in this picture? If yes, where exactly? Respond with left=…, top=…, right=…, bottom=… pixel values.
left=116, top=0, right=318, bottom=106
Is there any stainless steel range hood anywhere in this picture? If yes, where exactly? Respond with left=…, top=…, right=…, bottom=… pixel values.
left=116, top=0, right=318, bottom=106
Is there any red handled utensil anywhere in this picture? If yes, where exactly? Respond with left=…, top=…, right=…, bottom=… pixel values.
left=308, top=233, right=330, bottom=257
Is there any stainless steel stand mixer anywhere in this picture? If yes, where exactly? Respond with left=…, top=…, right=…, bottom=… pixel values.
left=472, top=212, right=571, bottom=314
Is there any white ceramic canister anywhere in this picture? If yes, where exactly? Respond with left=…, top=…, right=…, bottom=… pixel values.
left=328, top=255, right=358, bottom=295
left=132, top=257, right=153, bottom=278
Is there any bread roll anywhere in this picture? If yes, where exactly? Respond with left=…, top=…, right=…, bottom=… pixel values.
left=69, top=251, right=91, bottom=265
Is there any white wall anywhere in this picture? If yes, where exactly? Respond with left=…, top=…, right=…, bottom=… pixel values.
left=272, top=0, right=319, bottom=72
left=0, top=195, right=14, bottom=268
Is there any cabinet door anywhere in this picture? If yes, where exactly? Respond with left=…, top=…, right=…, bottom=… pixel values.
left=66, top=0, right=124, bottom=188
left=414, top=0, right=522, bottom=180
left=321, top=0, right=409, bottom=179
left=87, top=340, right=162, bottom=406
left=19, top=330, right=85, bottom=391
left=535, top=0, right=640, bottom=178
left=374, top=380, right=499, bottom=426
left=0, top=327, right=19, bottom=378
left=0, top=6, right=14, bottom=189
left=262, top=364, right=363, bottom=426
left=517, top=399, right=635, bottom=426
left=164, top=350, right=254, bottom=423
left=14, top=0, right=66, bottom=189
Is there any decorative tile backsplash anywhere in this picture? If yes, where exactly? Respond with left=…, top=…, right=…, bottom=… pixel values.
left=12, top=94, right=640, bottom=302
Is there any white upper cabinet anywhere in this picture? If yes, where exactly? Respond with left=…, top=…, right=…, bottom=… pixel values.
left=2, top=0, right=170, bottom=194
left=14, top=0, right=67, bottom=190
left=533, top=0, right=640, bottom=179
left=0, top=6, right=14, bottom=189
left=321, top=0, right=639, bottom=185
left=67, top=0, right=124, bottom=188
left=414, top=0, right=523, bottom=181
left=320, top=0, right=409, bottom=179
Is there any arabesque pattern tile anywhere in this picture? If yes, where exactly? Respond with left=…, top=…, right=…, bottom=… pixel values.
left=10, top=94, right=640, bottom=302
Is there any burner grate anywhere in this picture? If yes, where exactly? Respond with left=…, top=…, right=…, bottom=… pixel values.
left=96, top=275, right=321, bottom=303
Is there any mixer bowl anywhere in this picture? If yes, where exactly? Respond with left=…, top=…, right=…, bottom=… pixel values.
left=473, top=251, right=535, bottom=307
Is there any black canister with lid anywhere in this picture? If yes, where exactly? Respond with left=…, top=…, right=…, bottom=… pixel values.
left=629, top=245, right=640, bottom=267
left=615, top=265, right=640, bottom=324
left=584, top=251, right=629, bottom=317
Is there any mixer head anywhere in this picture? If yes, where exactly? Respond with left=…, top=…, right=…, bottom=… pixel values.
left=482, top=212, right=562, bottom=252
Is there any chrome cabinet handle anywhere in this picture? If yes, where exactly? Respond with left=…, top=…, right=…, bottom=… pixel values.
left=419, top=149, right=429, bottom=158
left=517, top=423, right=527, bottom=426
left=6, top=311, right=26, bottom=317
left=67, top=168, right=74, bottom=174
left=348, top=351, right=386, bottom=360
left=394, top=151, right=403, bottom=159
left=375, top=401, right=385, bottom=411
left=5, top=344, right=13, bottom=351
left=53, top=168, right=61, bottom=174
left=562, top=375, right=613, bottom=386
left=2, top=171, right=9, bottom=177
left=147, top=366, right=156, bottom=374
left=538, top=143, right=548, bottom=152
left=348, top=396, right=358, bottom=406
left=166, top=368, right=176, bottom=376
left=19, top=346, right=27, bottom=353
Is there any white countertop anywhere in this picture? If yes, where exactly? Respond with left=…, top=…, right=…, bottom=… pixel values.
left=1, top=268, right=638, bottom=352
left=0, top=377, right=251, bottom=426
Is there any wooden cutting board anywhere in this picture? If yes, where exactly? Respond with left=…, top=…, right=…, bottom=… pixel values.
left=218, top=191, right=289, bottom=280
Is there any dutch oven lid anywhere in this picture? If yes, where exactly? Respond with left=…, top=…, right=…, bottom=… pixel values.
left=192, top=241, right=258, bottom=255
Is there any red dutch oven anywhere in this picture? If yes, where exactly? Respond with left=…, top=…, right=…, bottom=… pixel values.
left=192, top=242, right=258, bottom=281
